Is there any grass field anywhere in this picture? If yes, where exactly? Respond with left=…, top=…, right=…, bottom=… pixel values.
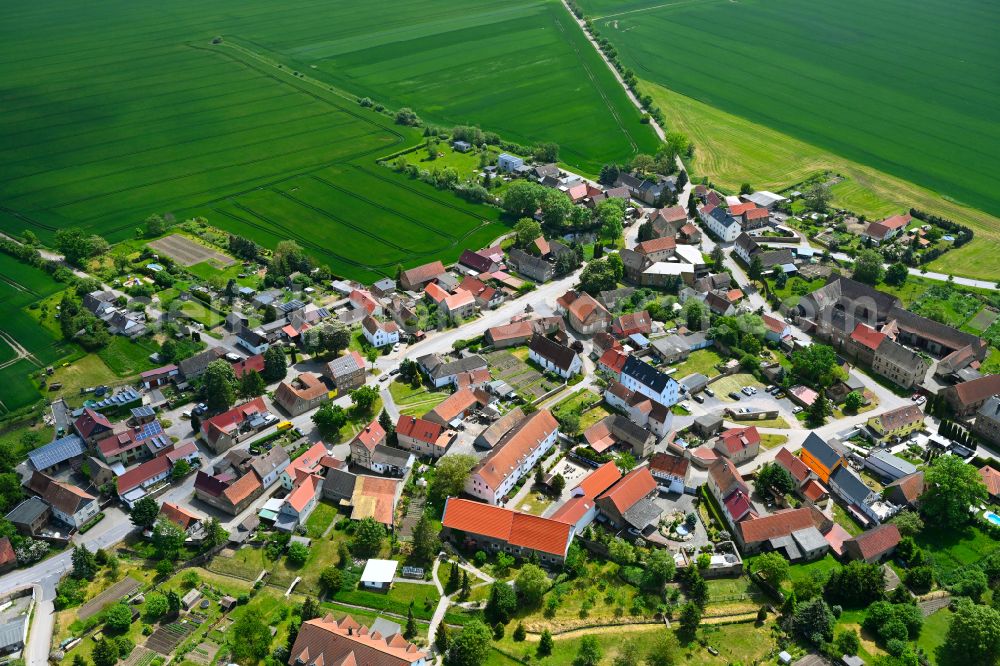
left=0, top=0, right=657, bottom=283
left=571, top=0, right=1000, bottom=279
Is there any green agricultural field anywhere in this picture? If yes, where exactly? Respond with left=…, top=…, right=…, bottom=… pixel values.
left=577, top=0, right=1000, bottom=280
left=0, top=254, right=77, bottom=414
left=0, top=0, right=656, bottom=283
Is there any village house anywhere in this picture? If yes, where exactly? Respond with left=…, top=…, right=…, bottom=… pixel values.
left=178, top=347, right=227, bottom=381
left=528, top=333, right=581, bottom=378
left=762, top=314, right=792, bottom=343
left=116, top=456, right=172, bottom=506
left=399, top=261, right=446, bottom=291
left=74, top=408, right=114, bottom=446
left=612, top=311, right=652, bottom=338
left=583, top=414, right=656, bottom=459
left=200, top=397, right=270, bottom=454
left=555, top=290, right=612, bottom=335
left=442, top=498, right=573, bottom=566
left=280, top=442, right=329, bottom=490
left=361, top=316, right=400, bottom=348
left=860, top=214, right=911, bottom=245
left=289, top=614, right=428, bottom=666
left=507, top=248, right=553, bottom=283
left=648, top=453, right=690, bottom=493
left=973, top=396, right=1000, bottom=446
left=484, top=320, right=533, bottom=348
left=649, top=205, right=688, bottom=237
left=866, top=404, right=924, bottom=443
left=140, top=364, right=178, bottom=390
left=830, top=464, right=898, bottom=524
left=395, top=416, right=455, bottom=459
left=5, top=497, right=50, bottom=537
left=799, top=433, right=846, bottom=484
left=458, top=248, right=501, bottom=274
left=774, top=447, right=828, bottom=504
left=325, top=350, right=367, bottom=392
left=417, top=354, right=489, bottom=389
left=548, top=461, right=622, bottom=533
left=714, top=426, right=761, bottom=464
left=603, top=381, right=673, bottom=436
left=236, top=326, right=269, bottom=356
left=230, top=353, right=265, bottom=379
left=424, top=388, right=490, bottom=428
left=458, top=276, right=503, bottom=309
left=159, top=502, right=203, bottom=535
left=844, top=523, right=901, bottom=563
left=620, top=355, right=680, bottom=406
left=883, top=471, right=924, bottom=508
left=440, top=289, right=476, bottom=320
left=194, top=469, right=262, bottom=515
left=942, top=374, right=1000, bottom=416
left=465, top=410, right=559, bottom=504
left=97, top=419, right=171, bottom=465
left=275, top=471, right=324, bottom=532
left=978, top=466, right=1000, bottom=502
left=349, top=289, right=382, bottom=316
left=699, top=205, right=741, bottom=242
left=736, top=508, right=829, bottom=561
left=274, top=372, right=330, bottom=417
left=707, top=458, right=754, bottom=527
left=27, top=472, right=99, bottom=529
left=350, top=420, right=414, bottom=477
left=594, top=466, right=659, bottom=531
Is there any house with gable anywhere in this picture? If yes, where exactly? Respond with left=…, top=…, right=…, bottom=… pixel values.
left=528, top=334, right=581, bottom=378
left=465, top=410, right=559, bottom=504
left=620, top=355, right=680, bottom=407
left=555, top=290, right=612, bottom=335
left=714, top=426, right=761, bottom=464
left=361, top=316, right=400, bottom=348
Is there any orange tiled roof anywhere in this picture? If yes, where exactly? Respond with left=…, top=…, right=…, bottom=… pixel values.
left=473, top=410, right=559, bottom=490
left=442, top=498, right=572, bottom=556
left=596, top=467, right=656, bottom=514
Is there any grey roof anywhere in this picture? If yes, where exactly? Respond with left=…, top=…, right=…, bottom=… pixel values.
left=178, top=347, right=226, bottom=377
left=324, top=467, right=358, bottom=500
left=695, top=414, right=723, bottom=427
left=27, top=434, right=86, bottom=470
left=978, top=396, right=1000, bottom=422
left=422, top=354, right=487, bottom=381
left=372, top=444, right=412, bottom=468
left=709, top=207, right=738, bottom=228
left=0, top=615, right=26, bottom=651
left=875, top=338, right=925, bottom=370
left=5, top=496, right=49, bottom=525
left=651, top=334, right=687, bottom=359
left=621, top=498, right=662, bottom=530
left=276, top=299, right=305, bottom=314
left=758, top=248, right=796, bottom=268
left=90, top=389, right=141, bottom=410
left=622, top=356, right=676, bottom=394
left=373, top=278, right=396, bottom=292
left=130, top=406, right=156, bottom=419
left=327, top=352, right=364, bottom=377
left=370, top=617, right=402, bottom=639
left=528, top=334, right=577, bottom=372
left=831, top=466, right=874, bottom=505
left=792, top=526, right=829, bottom=553
left=866, top=449, right=917, bottom=477
left=802, top=433, right=844, bottom=471
left=680, top=373, right=710, bottom=391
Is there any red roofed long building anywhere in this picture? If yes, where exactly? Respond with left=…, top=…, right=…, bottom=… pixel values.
left=549, top=461, right=622, bottom=532
left=442, top=498, right=573, bottom=565
left=465, top=410, right=559, bottom=504
left=289, top=614, right=428, bottom=666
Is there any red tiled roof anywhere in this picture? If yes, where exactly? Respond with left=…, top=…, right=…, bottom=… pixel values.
left=636, top=237, right=676, bottom=255
left=846, top=523, right=901, bottom=561
left=486, top=321, right=533, bottom=343
left=203, top=397, right=267, bottom=444
left=775, top=447, right=811, bottom=483
left=287, top=473, right=321, bottom=512
left=231, top=354, right=265, bottom=378
left=223, top=472, right=261, bottom=506
left=762, top=314, right=786, bottom=335
left=75, top=408, right=112, bottom=439
left=395, top=416, right=444, bottom=445
left=881, top=214, right=912, bottom=230
left=801, top=479, right=828, bottom=502
left=352, top=420, right=386, bottom=453
left=285, top=442, right=329, bottom=479
left=850, top=323, right=886, bottom=351
left=824, top=522, right=852, bottom=556
left=864, top=222, right=892, bottom=240
left=159, top=502, right=201, bottom=530
left=726, top=288, right=744, bottom=303
left=427, top=388, right=484, bottom=424
left=548, top=496, right=593, bottom=525
left=979, top=466, right=1000, bottom=497
left=724, top=489, right=754, bottom=521
left=290, top=615, right=426, bottom=666
left=400, top=261, right=444, bottom=287
left=117, top=456, right=170, bottom=494
left=473, top=410, right=559, bottom=490
left=743, top=208, right=769, bottom=221
left=649, top=453, right=689, bottom=479
left=597, top=467, right=656, bottom=515
left=351, top=475, right=399, bottom=525
left=583, top=419, right=615, bottom=453
left=349, top=289, right=380, bottom=314
left=598, top=348, right=628, bottom=374
left=613, top=311, right=652, bottom=336
left=951, top=374, right=1000, bottom=407
left=423, top=282, right=449, bottom=304
left=739, top=507, right=815, bottom=544
left=442, top=498, right=572, bottom=556
left=574, top=461, right=622, bottom=498
left=655, top=206, right=687, bottom=223
left=140, top=365, right=177, bottom=379
left=717, top=426, right=760, bottom=455
left=729, top=202, right=757, bottom=216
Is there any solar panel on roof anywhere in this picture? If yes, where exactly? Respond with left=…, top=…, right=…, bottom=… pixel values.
left=27, top=434, right=86, bottom=470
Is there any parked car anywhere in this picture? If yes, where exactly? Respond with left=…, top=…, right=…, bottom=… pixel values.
left=704, top=387, right=714, bottom=397
left=741, top=387, right=754, bottom=396
left=693, top=394, right=705, bottom=404
left=792, top=406, right=803, bottom=414
left=916, top=396, right=926, bottom=405
left=729, top=392, right=742, bottom=401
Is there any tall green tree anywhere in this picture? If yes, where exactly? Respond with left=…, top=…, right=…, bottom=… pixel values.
left=262, top=345, right=288, bottom=382
left=352, top=518, right=386, bottom=557
left=514, top=564, right=549, bottom=607
left=202, top=359, right=238, bottom=411
left=92, top=638, right=119, bottom=666
left=229, top=608, right=272, bottom=665
left=853, top=249, right=885, bottom=285
left=445, top=620, right=492, bottom=666
left=313, top=403, right=348, bottom=437
left=429, top=455, right=476, bottom=508
left=72, top=546, right=98, bottom=580
left=485, top=581, right=517, bottom=624
left=513, top=218, right=542, bottom=249
left=410, top=513, right=440, bottom=564
left=939, top=599, right=1000, bottom=666
left=752, top=552, right=790, bottom=588
left=129, top=496, right=159, bottom=529
left=239, top=369, right=265, bottom=399
left=576, top=636, right=603, bottom=666
left=923, top=454, right=988, bottom=525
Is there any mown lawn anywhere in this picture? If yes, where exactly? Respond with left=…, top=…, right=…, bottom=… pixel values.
left=96, top=336, right=160, bottom=377
left=670, top=349, right=724, bottom=378
left=304, top=501, right=339, bottom=539
left=388, top=379, right=450, bottom=417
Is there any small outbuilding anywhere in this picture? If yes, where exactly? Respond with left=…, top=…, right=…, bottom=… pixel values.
left=359, top=559, right=398, bottom=591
